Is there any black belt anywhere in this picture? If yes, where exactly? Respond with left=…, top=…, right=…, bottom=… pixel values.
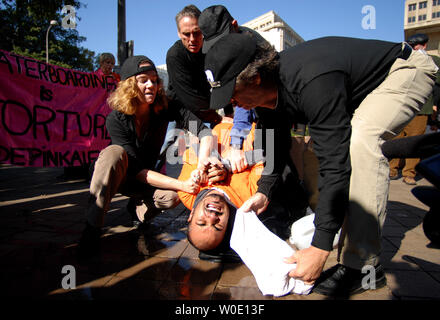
left=401, top=42, right=412, bottom=60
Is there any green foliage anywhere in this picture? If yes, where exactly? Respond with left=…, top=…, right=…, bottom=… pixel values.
left=0, top=0, right=95, bottom=71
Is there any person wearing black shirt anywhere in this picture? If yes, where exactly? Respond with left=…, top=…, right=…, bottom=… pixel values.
left=204, top=34, right=438, bottom=296
left=166, top=4, right=222, bottom=127
left=198, top=5, right=267, bottom=174
left=78, top=55, right=212, bottom=260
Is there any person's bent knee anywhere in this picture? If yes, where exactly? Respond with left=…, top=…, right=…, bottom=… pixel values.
left=153, top=190, right=180, bottom=209
left=89, top=145, right=128, bottom=200
left=97, top=145, right=127, bottom=166
left=92, top=145, right=128, bottom=179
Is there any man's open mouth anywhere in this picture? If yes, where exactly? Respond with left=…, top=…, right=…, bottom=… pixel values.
left=206, top=203, right=222, bottom=214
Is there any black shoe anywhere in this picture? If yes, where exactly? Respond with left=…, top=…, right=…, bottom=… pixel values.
left=312, top=263, right=387, bottom=297
left=127, top=198, right=143, bottom=228
left=77, top=223, right=102, bottom=261
left=198, top=248, right=242, bottom=263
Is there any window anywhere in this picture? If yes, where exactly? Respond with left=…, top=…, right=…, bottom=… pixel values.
left=408, top=16, right=416, bottom=23
left=434, top=0, right=438, bottom=6
left=433, top=11, right=440, bottom=18
left=408, top=3, right=417, bottom=11
left=420, top=1, right=427, bottom=9
left=419, top=14, right=427, bottom=20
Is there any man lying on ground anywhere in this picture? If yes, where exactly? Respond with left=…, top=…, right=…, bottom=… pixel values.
left=177, top=111, right=306, bottom=262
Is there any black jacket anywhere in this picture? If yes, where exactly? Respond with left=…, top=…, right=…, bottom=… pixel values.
left=166, top=40, right=223, bottom=126
left=256, top=36, right=405, bottom=251
left=166, top=40, right=211, bottom=113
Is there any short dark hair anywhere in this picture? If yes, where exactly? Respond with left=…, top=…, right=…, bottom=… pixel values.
left=406, top=33, right=429, bottom=48
left=236, top=42, right=279, bottom=86
left=175, top=4, right=201, bottom=29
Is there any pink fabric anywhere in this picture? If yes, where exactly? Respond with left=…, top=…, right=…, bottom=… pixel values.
left=0, top=50, right=118, bottom=167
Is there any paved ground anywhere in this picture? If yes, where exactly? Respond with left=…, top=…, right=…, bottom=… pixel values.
left=0, top=161, right=439, bottom=301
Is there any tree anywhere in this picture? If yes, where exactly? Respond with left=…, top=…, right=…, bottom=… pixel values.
left=0, top=0, right=95, bottom=71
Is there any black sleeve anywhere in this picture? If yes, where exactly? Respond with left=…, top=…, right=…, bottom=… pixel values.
left=300, top=72, right=352, bottom=252
left=105, top=111, right=142, bottom=178
left=166, top=99, right=212, bottom=139
left=166, top=46, right=210, bottom=113
left=254, top=107, right=291, bottom=199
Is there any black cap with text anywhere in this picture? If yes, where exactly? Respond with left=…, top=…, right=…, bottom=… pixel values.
left=204, top=33, right=257, bottom=110
left=120, top=55, right=157, bottom=81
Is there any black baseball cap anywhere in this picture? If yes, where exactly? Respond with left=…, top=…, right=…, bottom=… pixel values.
left=205, top=33, right=257, bottom=110
left=120, top=55, right=157, bottom=81
left=199, top=5, right=234, bottom=54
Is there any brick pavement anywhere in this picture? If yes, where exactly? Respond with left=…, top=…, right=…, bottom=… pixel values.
left=0, top=163, right=439, bottom=300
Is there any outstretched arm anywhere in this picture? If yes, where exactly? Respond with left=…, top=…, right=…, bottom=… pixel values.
left=136, top=169, right=200, bottom=194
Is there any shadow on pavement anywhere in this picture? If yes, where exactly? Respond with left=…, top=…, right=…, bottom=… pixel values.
left=1, top=164, right=439, bottom=300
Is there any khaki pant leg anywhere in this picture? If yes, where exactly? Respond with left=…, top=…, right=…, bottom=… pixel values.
left=341, top=50, right=437, bottom=270
left=388, top=130, right=406, bottom=176
left=87, top=145, right=128, bottom=227
left=401, top=115, right=429, bottom=178
left=136, top=189, right=180, bottom=223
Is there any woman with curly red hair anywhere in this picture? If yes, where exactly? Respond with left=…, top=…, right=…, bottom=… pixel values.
left=78, top=55, right=213, bottom=259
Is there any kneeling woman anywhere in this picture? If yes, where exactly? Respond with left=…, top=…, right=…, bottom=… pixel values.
left=79, top=55, right=212, bottom=258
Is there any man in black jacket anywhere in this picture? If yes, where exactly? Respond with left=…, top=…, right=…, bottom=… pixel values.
left=166, top=4, right=222, bottom=127
left=204, top=33, right=438, bottom=296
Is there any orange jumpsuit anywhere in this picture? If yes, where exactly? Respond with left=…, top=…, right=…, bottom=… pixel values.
left=178, top=120, right=262, bottom=209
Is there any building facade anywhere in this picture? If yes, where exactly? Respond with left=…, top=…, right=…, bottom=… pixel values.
left=156, top=65, right=169, bottom=89
left=242, top=10, right=304, bottom=52
left=405, top=0, right=440, bottom=55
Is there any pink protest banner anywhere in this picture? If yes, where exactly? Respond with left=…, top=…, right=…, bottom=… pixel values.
left=0, top=50, right=118, bottom=167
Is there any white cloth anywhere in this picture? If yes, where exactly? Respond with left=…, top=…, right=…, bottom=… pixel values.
left=289, top=213, right=341, bottom=250
left=230, top=208, right=313, bottom=297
